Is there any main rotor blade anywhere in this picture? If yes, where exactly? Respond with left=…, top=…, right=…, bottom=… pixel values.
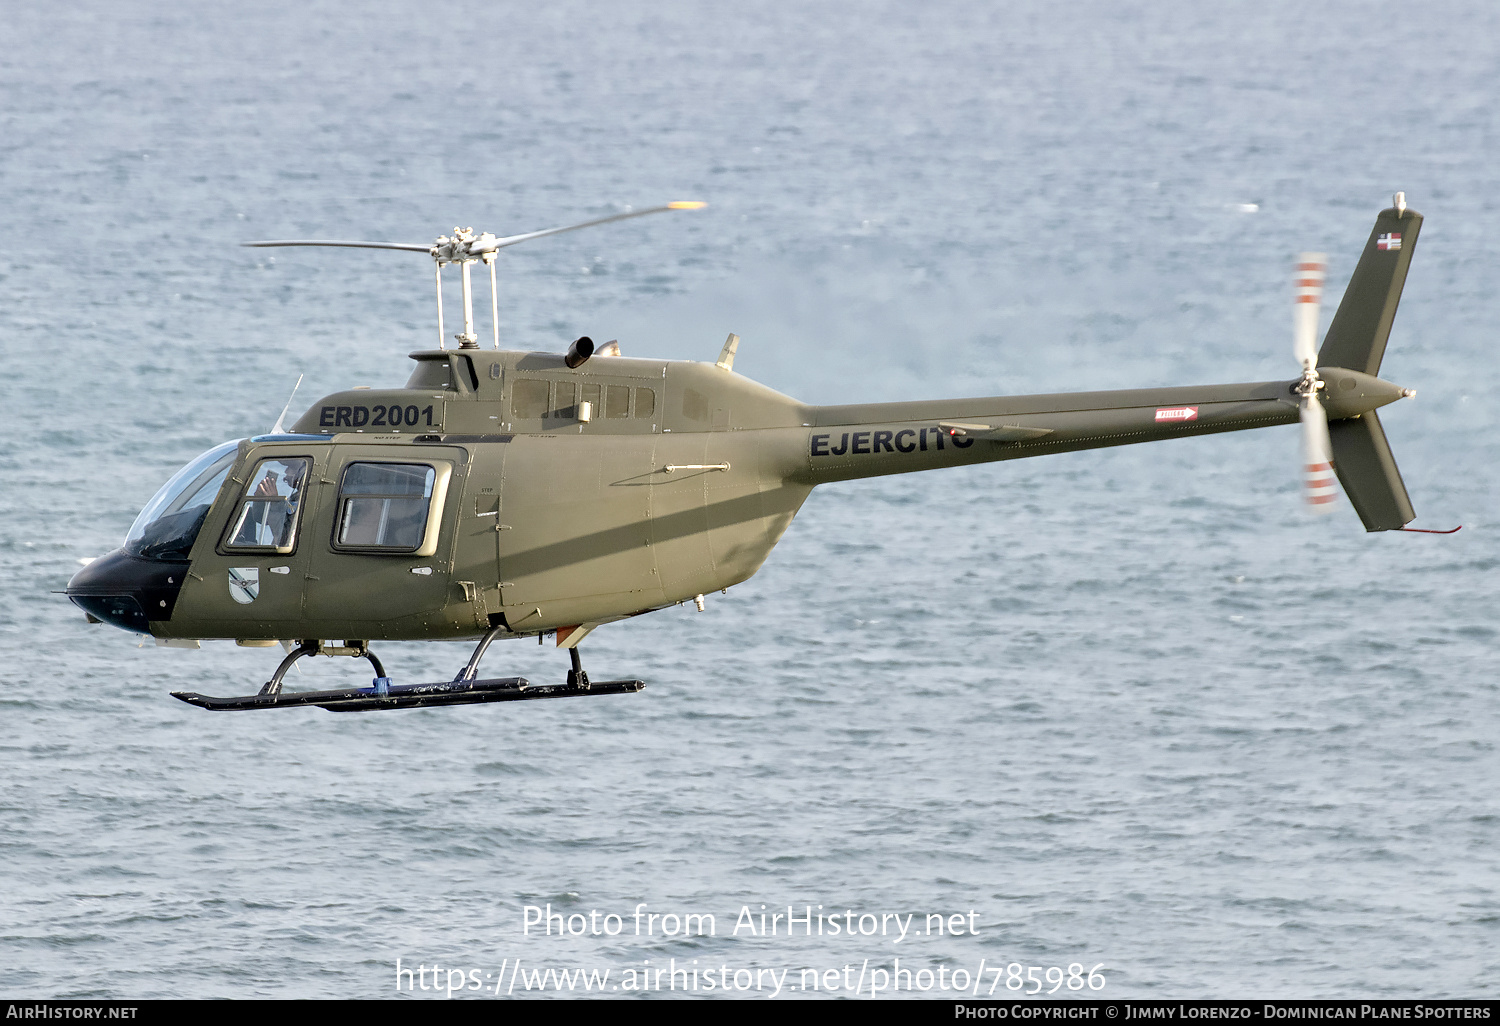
left=1300, top=390, right=1337, bottom=513
left=242, top=240, right=434, bottom=252
left=241, top=202, right=705, bottom=257
left=1293, top=252, right=1326, bottom=371
left=468, top=201, right=707, bottom=255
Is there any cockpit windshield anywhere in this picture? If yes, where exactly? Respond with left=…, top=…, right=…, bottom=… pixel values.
left=124, top=440, right=242, bottom=561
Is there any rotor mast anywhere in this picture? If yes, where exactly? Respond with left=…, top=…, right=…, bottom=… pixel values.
left=431, top=227, right=499, bottom=349
left=243, top=202, right=706, bottom=351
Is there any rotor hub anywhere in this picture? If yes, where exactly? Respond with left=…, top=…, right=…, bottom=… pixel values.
left=432, top=227, right=492, bottom=266
left=1292, top=368, right=1325, bottom=398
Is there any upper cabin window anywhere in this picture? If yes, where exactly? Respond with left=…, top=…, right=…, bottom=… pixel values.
left=509, top=378, right=657, bottom=422
left=512, top=379, right=550, bottom=419
left=605, top=384, right=630, bottom=419
left=224, top=457, right=311, bottom=553
left=405, top=358, right=454, bottom=390
left=335, top=463, right=437, bottom=552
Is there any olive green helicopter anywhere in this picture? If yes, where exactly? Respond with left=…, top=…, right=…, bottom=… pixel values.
left=67, top=196, right=1447, bottom=712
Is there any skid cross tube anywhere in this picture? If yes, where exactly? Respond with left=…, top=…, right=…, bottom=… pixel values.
left=455, top=625, right=506, bottom=682
left=567, top=647, right=590, bottom=689
left=260, top=641, right=316, bottom=695
left=259, top=640, right=386, bottom=696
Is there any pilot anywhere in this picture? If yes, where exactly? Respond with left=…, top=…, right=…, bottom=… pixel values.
left=250, top=461, right=306, bottom=547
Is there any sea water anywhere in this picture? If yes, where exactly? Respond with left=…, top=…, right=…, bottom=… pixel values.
left=0, top=0, right=1496, bottom=998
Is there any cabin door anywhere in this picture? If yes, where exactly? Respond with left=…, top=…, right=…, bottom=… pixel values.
left=300, top=444, right=469, bottom=629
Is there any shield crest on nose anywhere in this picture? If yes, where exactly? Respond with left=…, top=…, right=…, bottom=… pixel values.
left=228, top=567, right=260, bottom=604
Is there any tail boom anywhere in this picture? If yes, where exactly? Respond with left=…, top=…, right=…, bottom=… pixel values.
left=794, top=375, right=1404, bottom=485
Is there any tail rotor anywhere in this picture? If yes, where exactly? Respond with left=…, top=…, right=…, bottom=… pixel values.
left=1292, top=252, right=1337, bottom=513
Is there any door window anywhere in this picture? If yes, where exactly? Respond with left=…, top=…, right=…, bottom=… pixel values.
left=334, top=462, right=440, bottom=552
left=224, top=457, right=311, bottom=553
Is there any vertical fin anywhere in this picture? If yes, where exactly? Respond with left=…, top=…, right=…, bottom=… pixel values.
left=1328, top=411, right=1415, bottom=531
left=1318, top=203, right=1422, bottom=375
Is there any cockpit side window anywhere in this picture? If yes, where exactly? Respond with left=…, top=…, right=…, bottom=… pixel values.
left=224, top=457, right=311, bottom=553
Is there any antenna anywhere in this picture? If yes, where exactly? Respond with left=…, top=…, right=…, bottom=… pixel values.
left=716, top=332, right=740, bottom=371
left=244, top=202, right=707, bottom=350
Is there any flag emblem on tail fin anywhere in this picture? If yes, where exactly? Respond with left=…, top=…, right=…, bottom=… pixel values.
left=1377, top=233, right=1402, bottom=251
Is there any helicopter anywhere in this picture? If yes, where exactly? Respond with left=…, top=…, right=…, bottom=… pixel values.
left=66, top=196, right=1439, bottom=712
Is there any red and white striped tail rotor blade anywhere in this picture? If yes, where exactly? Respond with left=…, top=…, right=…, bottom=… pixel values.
left=1293, top=252, right=1326, bottom=371
left=1300, top=391, right=1337, bottom=513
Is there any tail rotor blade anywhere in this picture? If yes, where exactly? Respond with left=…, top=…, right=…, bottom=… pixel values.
left=1300, top=390, right=1337, bottom=513
left=1293, top=252, right=1326, bottom=371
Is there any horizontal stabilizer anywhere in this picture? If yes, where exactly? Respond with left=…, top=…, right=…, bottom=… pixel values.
left=1329, top=411, right=1415, bottom=532
left=1318, top=204, right=1422, bottom=375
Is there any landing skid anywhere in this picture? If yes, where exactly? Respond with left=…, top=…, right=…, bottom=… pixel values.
left=170, top=626, right=644, bottom=712
left=172, top=676, right=645, bottom=712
